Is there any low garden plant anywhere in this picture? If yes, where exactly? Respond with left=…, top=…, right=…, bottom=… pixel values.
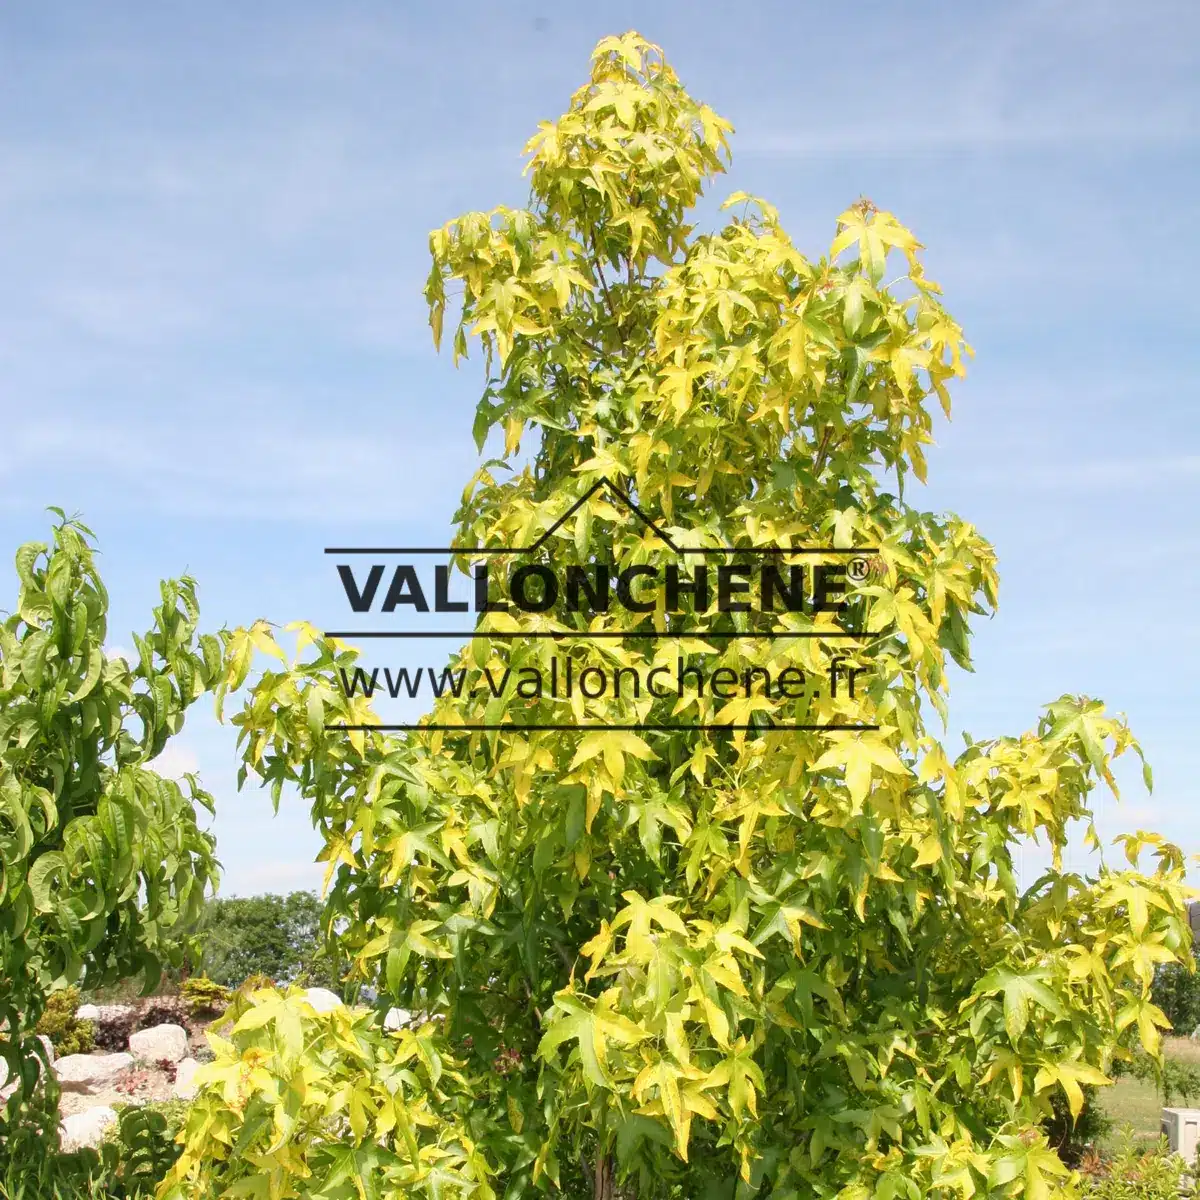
left=1080, top=1137, right=1188, bottom=1200
left=98, top=1102, right=188, bottom=1199
left=34, top=990, right=94, bottom=1058
left=179, top=976, right=231, bottom=1019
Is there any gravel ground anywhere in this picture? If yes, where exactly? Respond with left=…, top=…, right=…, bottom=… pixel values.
left=58, top=1060, right=177, bottom=1117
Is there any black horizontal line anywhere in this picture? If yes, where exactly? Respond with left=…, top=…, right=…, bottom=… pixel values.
left=323, top=630, right=874, bottom=640
left=326, top=723, right=879, bottom=732
left=326, top=547, right=521, bottom=555
left=323, top=546, right=878, bottom=556
left=682, top=547, right=877, bottom=556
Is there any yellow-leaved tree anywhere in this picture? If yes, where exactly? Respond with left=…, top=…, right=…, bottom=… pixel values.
left=167, top=32, right=1193, bottom=1200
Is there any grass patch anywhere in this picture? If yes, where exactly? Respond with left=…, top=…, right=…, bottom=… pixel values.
left=1097, top=1037, right=1200, bottom=1152
left=1100, top=1074, right=1164, bottom=1150
left=1163, top=1035, right=1200, bottom=1067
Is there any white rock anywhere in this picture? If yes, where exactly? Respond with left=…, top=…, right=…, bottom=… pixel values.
left=55, top=1052, right=134, bottom=1092
left=128, top=1023, right=188, bottom=1064
left=383, top=1007, right=412, bottom=1031
left=173, top=1057, right=200, bottom=1100
left=302, top=988, right=344, bottom=1014
left=75, top=1003, right=135, bottom=1026
left=60, top=1105, right=118, bottom=1152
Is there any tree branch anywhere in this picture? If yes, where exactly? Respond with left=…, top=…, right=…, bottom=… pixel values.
left=522, top=977, right=543, bottom=1027
left=590, top=234, right=617, bottom=327
left=580, top=193, right=619, bottom=335
left=813, top=427, right=833, bottom=475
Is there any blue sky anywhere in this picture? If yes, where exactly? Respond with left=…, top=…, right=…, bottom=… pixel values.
left=0, top=1, right=1196, bottom=895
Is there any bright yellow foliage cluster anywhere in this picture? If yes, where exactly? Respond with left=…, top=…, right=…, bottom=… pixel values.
left=193, top=31, right=1195, bottom=1200
left=162, top=987, right=494, bottom=1199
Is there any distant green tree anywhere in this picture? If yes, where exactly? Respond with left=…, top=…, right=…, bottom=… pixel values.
left=1151, top=957, right=1200, bottom=1036
left=194, top=891, right=337, bottom=990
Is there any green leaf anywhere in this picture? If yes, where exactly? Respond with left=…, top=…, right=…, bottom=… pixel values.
left=27, top=851, right=66, bottom=912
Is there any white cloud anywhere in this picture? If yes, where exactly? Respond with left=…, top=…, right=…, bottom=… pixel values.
left=737, top=0, right=1198, bottom=159
left=149, top=741, right=200, bottom=780
left=0, top=415, right=477, bottom=521
left=221, top=858, right=325, bottom=898
left=1096, top=802, right=1163, bottom=826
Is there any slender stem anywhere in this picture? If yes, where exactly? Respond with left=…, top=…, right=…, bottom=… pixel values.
left=521, top=977, right=543, bottom=1026
left=813, top=427, right=833, bottom=474
left=590, top=233, right=617, bottom=326
left=572, top=329, right=607, bottom=361
left=580, top=192, right=619, bottom=331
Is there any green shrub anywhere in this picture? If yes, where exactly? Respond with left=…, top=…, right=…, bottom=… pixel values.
left=1042, top=1083, right=1113, bottom=1166
left=0, top=516, right=219, bottom=1160
left=179, top=975, right=230, bottom=1017
left=1081, top=1137, right=1185, bottom=1199
left=1151, top=959, right=1200, bottom=1035
left=0, top=1086, right=115, bottom=1200
left=1126, top=1048, right=1200, bottom=1106
left=87, top=1005, right=138, bottom=1053
left=135, top=996, right=188, bottom=1030
left=157, top=988, right=490, bottom=1199
left=0, top=1100, right=189, bottom=1200
left=34, top=989, right=95, bottom=1057
left=97, top=1101, right=187, bottom=1198
left=0, top=1151, right=115, bottom=1200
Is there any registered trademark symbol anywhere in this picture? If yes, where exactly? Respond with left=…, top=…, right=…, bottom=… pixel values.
left=847, top=557, right=870, bottom=583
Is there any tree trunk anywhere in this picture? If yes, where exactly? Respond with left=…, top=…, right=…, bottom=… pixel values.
left=593, top=1152, right=614, bottom=1200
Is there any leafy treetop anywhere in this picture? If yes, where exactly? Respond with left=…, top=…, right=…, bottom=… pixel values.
left=0, top=514, right=220, bottom=1149
left=186, top=31, right=1193, bottom=1200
